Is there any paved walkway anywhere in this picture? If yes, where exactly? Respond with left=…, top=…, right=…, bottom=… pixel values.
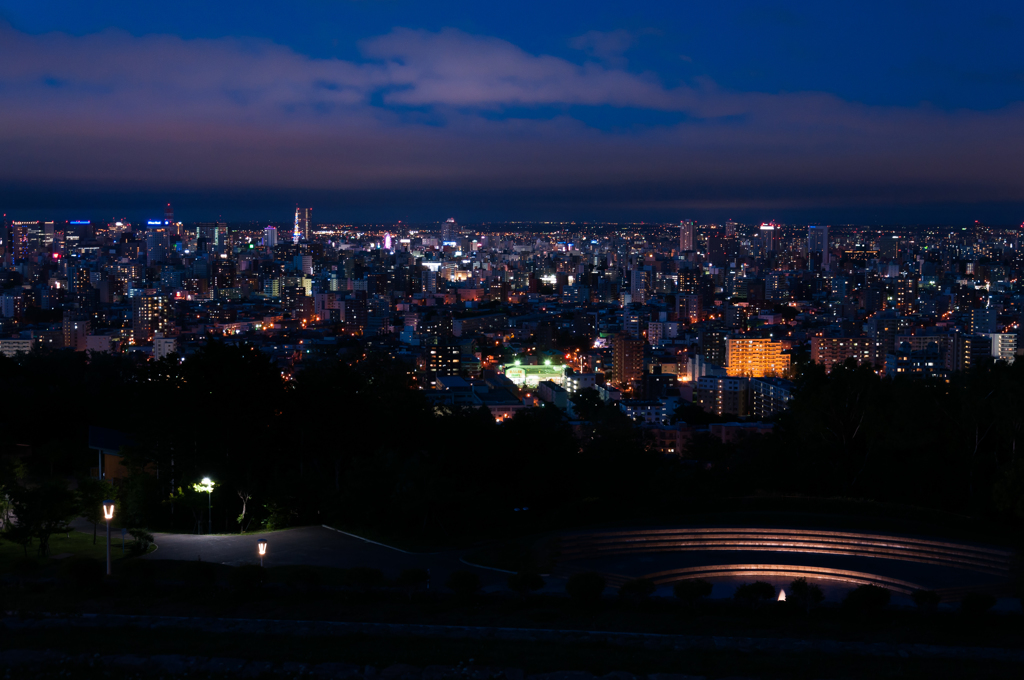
left=71, top=519, right=508, bottom=589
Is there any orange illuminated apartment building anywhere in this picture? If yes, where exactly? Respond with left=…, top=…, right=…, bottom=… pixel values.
left=810, top=337, right=879, bottom=372
left=725, top=338, right=790, bottom=378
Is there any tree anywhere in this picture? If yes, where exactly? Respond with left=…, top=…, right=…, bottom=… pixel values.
left=734, top=581, right=776, bottom=606
left=911, top=589, right=941, bottom=613
left=8, top=481, right=77, bottom=557
left=788, top=577, right=824, bottom=613
left=77, top=477, right=115, bottom=545
left=673, top=579, right=713, bottom=606
left=843, top=584, right=890, bottom=614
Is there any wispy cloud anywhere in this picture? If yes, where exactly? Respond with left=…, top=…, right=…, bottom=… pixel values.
left=1, top=22, right=1024, bottom=213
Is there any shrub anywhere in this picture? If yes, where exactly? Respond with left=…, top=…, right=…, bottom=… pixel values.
left=674, top=579, right=713, bottom=605
left=960, top=592, right=997, bottom=616
left=62, top=557, right=104, bottom=590
left=446, top=570, right=482, bottom=598
left=228, top=564, right=266, bottom=594
left=345, top=567, right=385, bottom=591
left=911, top=589, right=941, bottom=613
left=507, top=571, right=545, bottom=596
left=843, top=584, right=890, bottom=613
left=619, top=577, right=656, bottom=600
left=734, top=581, right=776, bottom=606
left=127, top=529, right=154, bottom=556
left=565, top=572, right=606, bottom=605
left=788, top=578, right=824, bottom=612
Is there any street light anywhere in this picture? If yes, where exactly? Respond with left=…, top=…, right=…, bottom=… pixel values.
left=257, top=539, right=268, bottom=567
left=102, top=500, right=115, bottom=576
left=194, top=477, right=215, bottom=534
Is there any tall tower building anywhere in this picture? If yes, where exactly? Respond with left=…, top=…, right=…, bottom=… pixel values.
left=442, top=217, right=456, bottom=242
left=164, top=203, right=174, bottom=224
left=293, top=206, right=312, bottom=243
left=263, top=226, right=278, bottom=248
left=679, top=220, right=695, bottom=252
left=612, top=333, right=644, bottom=390
left=759, top=223, right=777, bottom=254
left=807, top=225, right=829, bottom=270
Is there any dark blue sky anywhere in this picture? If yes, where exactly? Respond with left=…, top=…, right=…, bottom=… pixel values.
left=2, top=1, right=1024, bottom=224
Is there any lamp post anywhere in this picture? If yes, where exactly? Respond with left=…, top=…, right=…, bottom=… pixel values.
left=257, top=539, right=268, bottom=567
left=102, top=500, right=115, bottom=576
left=196, top=477, right=214, bottom=534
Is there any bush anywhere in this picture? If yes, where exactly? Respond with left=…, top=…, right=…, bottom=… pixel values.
left=446, top=570, right=482, bottom=598
left=62, top=557, right=104, bottom=590
left=843, top=584, right=890, bottom=613
left=619, top=577, right=656, bottom=599
left=261, top=501, right=298, bottom=531
left=734, top=581, right=776, bottom=606
left=789, top=577, right=824, bottom=612
left=228, top=564, right=266, bottom=594
left=345, top=567, right=385, bottom=591
left=127, top=528, right=154, bottom=556
left=911, top=589, right=941, bottom=613
left=674, top=579, right=713, bottom=605
left=507, top=571, right=545, bottom=596
left=960, top=592, right=997, bottom=616
left=179, top=559, right=218, bottom=588
left=565, top=572, right=606, bottom=605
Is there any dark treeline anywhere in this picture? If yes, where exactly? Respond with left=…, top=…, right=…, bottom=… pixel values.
left=1, top=345, right=1023, bottom=541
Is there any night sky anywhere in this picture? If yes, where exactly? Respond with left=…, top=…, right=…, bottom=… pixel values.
left=3, top=1, right=1024, bottom=224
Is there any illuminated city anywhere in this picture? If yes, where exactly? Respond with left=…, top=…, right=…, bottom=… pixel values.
left=1, top=3, right=1024, bottom=679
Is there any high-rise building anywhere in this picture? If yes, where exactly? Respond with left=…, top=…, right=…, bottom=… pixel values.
left=969, top=307, right=998, bottom=335
left=726, top=338, right=790, bottom=378
left=988, top=333, right=1017, bottom=364
left=811, top=337, right=880, bottom=370
left=293, top=206, right=312, bottom=243
left=694, top=375, right=749, bottom=417
left=949, top=333, right=992, bottom=373
left=263, top=226, right=278, bottom=248
left=679, top=220, right=695, bottom=252
left=133, top=293, right=170, bottom=342
left=629, top=269, right=648, bottom=305
left=164, top=203, right=174, bottom=225
left=612, top=333, right=644, bottom=389
left=442, top=218, right=457, bottom=242
left=807, top=225, right=829, bottom=270
left=759, top=223, right=777, bottom=254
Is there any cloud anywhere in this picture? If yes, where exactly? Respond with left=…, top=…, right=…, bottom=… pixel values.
left=569, top=29, right=636, bottom=66
left=1, top=22, right=1024, bottom=215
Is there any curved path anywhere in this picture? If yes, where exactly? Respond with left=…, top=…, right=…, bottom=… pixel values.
left=553, top=527, right=1013, bottom=600
left=72, top=520, right=509, bottom=590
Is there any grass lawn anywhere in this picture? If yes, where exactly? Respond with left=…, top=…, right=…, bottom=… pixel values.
left=0, top=528, right=154, bottom=575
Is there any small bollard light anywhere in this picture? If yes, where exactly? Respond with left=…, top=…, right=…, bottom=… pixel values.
left=257, top=539, right=268, bottom=567
left=102, top=500, right=115, bottom=576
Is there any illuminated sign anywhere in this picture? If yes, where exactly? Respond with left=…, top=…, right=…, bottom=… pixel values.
left=70, top=220, right=90, bottom=225
left=147, top=220, right=162, bottom=225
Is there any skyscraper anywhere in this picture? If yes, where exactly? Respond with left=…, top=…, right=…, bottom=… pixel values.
left=759, top=223, right=777, bottom=254
left=679, top=220, right=695, bottom=252
left=293, top=206, right=312, bottom=243
left=442, top=217, right=456, bottom=242
left=807, top=225, right=829, bottom=270
left=612, top=333, right=644, bottom=390
left=264, top=225, right=278, bottom=248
